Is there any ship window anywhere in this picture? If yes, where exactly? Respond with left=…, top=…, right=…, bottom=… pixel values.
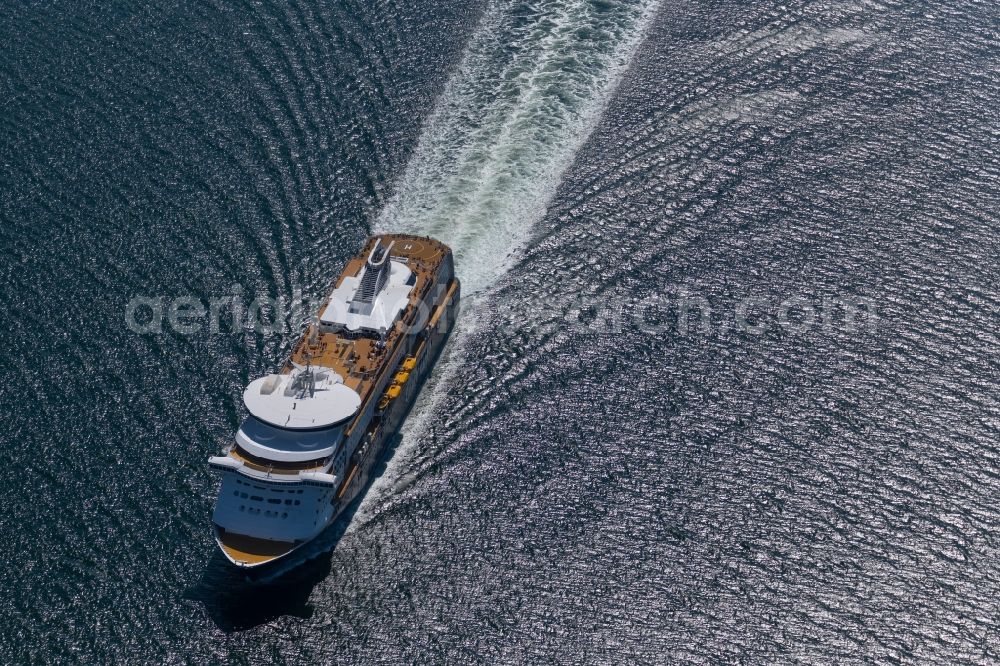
left=284, top=499, right=293, bottom=505
left=239, top=505, right=245, bottom=511
left=282, top=512, right=288, bottom=518
left=241, top=492, right=248, bottom=499
left=294, top=500, right=300, bottom=505
left=250, top=495, right=263, bottom=502
left=267, top=498, right=281, bottom=504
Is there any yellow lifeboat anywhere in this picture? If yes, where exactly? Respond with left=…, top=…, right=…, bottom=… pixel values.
left=402, top=356, right=417, bottom=371
left=393, top=371, right=410, bottom=385
left=378, top=384, right=402, bottom=411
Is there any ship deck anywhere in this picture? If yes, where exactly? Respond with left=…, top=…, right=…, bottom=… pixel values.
left=216, top=529, right=297, bottom=566
left=286, top=235, right=449, bottom=424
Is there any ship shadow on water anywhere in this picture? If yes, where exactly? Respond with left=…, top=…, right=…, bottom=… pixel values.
left=187, top=552, right=327, bottom=632
left=186, top=432, right=406, bottom=633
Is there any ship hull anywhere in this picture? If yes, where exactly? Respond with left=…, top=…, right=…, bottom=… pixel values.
left=218, top=277, right=461, bottom=581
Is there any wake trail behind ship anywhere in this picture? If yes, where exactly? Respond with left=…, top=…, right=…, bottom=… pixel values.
left=356, top=0, right=660, bottom=522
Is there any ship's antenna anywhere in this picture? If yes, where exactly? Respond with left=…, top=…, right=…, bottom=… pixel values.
left=291, top=352, right=317, bottom=399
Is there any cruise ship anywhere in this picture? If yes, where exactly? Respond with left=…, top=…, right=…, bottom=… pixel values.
left=208, top=234, right=459, bottom=573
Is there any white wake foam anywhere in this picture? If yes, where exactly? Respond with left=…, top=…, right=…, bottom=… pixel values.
left=355, top=0, right=661, bottom=519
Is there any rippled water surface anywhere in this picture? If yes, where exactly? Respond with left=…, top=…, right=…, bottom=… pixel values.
left=3, top=0, right=1000, bottom=662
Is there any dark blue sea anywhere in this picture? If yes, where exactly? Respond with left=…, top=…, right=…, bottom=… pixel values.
left=3, top=0, right=1000, bottom=662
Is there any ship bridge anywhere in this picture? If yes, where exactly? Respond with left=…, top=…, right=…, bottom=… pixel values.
left=238, top=364, right=361, bottom=462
